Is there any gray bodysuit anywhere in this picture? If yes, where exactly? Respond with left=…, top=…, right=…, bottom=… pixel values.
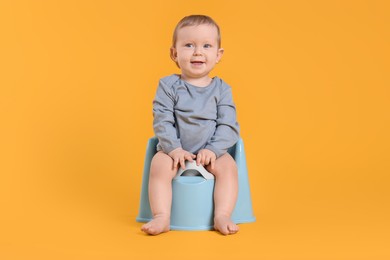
left=153, top=74, right=240, bottom=158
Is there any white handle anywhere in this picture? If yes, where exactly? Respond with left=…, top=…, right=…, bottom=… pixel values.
left=175, top=161, right=215, bottom=180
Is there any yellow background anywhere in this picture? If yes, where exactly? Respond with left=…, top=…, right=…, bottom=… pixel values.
left=1, top=0, right=389, bottom=259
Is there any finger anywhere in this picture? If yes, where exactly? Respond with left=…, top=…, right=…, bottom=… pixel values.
left=196, top=154, right=201, bottom=165
left=207, top=157, right=212, bottom=165
left=204, top=157, right=210, bottom=166
left=180, top=158, right=185, bottom=170
left=203, top=158, right=208, bottom=166
left=173, top=158, right=179, bottom=170
left=210, top=158, right=216, bottom=170
left=185, top=153, right=194, bottom=162
left=200, top=156, right=205, bottom=166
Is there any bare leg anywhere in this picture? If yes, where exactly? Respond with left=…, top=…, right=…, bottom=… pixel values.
left=141, top=152, right=177, bottom=235
left=206, top=153, right=239, bottom=235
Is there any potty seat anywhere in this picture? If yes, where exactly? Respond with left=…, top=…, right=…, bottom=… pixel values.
left=136, top=137, right=255, bottom=230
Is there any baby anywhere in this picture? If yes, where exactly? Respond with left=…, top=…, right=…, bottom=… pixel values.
left=141, top=15, right=240, bottom=235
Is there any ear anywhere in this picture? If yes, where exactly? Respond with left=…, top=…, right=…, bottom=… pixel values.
left=170, top=47, right=181, bottom=68
left=216, top=48, right=224, bottom=63
left=170, top=47, right=178, bottom=62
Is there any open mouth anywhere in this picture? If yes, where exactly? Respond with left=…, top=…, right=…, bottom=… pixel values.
left=191, top=61, right=205, bottom=65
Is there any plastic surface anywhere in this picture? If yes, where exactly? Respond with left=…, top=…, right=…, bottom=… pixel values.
left=176, top=161, right=215, bottom=179
left=136, top=137, right=256, bottom=230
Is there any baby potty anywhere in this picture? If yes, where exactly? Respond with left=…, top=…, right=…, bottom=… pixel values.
left=136, top=137, right=256, bottom=230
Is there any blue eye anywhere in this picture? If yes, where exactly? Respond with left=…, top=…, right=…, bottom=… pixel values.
left=185, top=43, right=193, bottom=48
left=204, top=44, right=212, bottom=48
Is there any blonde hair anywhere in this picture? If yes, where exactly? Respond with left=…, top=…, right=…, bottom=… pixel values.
left=172, top=15, right=221, bottom=48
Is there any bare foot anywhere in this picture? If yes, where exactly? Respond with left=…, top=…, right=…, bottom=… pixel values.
left=214, top=215, right=239, bottom=235
left=141, top=215, right=170, bottom=235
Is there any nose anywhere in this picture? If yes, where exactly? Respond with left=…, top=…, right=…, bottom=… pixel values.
left=193, top=47, right=203, bottom=56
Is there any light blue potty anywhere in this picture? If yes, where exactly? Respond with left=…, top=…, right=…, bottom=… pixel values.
left=136, top=137, right=255, bottom=230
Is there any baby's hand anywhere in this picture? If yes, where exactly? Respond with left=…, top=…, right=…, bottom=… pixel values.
left=196, top=149, right=217, bottom=170
left=168, top=148, right=196, bottom=170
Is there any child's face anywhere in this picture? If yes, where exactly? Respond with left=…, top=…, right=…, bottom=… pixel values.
left=171, top=24, right=224, bottom=81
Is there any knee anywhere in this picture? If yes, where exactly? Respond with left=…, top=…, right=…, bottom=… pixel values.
left=150, top=152, right=176, bottom=179
left=207, top=154, right=238, bottom=178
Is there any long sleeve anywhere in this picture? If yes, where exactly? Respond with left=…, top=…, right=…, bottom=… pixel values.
left=204, top=83, right=240, bottom=158
left=152, top=78, right=181, bottom=154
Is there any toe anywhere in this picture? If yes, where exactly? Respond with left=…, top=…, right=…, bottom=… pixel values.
left=221, top=227, right=230, bottom=235
left=228, top=225, right=239, bottom=234
left=215, top=225, right=229, bottom=235
left=141, top=224, right=150, bottom=233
